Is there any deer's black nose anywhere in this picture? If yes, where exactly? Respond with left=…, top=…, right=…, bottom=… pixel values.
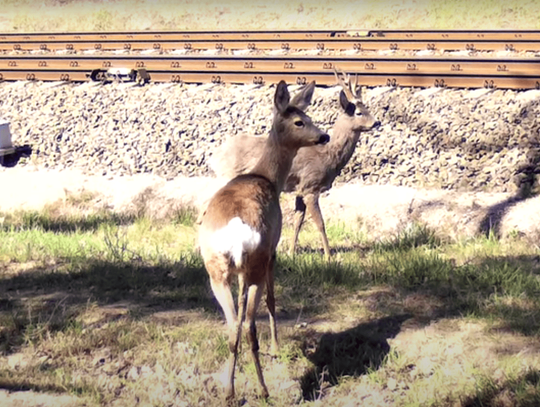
left=316, top=134, right=330, bottom=145
left=373, top=120, right=381, bottom=128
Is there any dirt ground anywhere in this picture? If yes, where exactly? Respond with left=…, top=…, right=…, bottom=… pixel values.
left=0, top=389, right=81, bottom=407
left=1, top=165, right=539, bottom=242
left=1, top=165, right=539, bottom=406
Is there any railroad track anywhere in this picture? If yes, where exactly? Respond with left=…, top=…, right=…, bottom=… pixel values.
left=1, top=30, right=540, bottom=89
left=2, top=29, right=540, bottom=41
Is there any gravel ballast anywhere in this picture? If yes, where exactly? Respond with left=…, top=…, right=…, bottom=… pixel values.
left=0, top=81, right=539, bottom=193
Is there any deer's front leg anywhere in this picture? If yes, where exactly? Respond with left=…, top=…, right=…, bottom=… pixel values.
left=290, top=196, right=307, bottom=256
left=305, top=194, right=331, bottom=259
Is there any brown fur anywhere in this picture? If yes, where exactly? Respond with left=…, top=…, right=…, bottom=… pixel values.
left=199, top=174, right=280, bottom=284
left=198, top=81, right=329, bottom=403
left=210, top=71, right=378, bottom=258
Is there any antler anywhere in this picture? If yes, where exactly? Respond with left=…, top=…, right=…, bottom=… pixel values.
left=333, top=66, right=362, bottom=102
left=352, top=73, right=362, bottom=101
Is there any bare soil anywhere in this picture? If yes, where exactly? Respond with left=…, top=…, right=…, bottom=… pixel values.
left=1, top=166, right=538, bottom=243
left=0, top=390, right=81, bottom=407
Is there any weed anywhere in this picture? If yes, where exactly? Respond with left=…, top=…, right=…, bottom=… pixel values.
left=1, top=206, right=540, bottom=405
left=278, top=255, right=362, bottom=288
left=376, top=221, right=442, bottom=252
left=171, top=205, right=198, bottom=227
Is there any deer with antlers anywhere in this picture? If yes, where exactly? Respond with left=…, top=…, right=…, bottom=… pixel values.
left=198, top=80, right=329, bottom=402
left=210, top=69, right=379, bottom=259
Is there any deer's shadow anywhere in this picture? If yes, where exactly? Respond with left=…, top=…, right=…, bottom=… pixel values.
left=297, top=314, right=410, bottom=401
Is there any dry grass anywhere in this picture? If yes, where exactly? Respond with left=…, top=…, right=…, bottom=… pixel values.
left=1, top=192, right=540, bottom=406
left=0, top=0, right=539, bottom=32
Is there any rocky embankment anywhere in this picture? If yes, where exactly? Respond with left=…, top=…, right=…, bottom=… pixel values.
left=0, top=80, right=539, bottom=194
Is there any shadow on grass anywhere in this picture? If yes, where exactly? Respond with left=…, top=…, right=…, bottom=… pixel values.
left=274, top=255, right=365, bottom=317
left=0, top=294, right=81, bottom=354
left=1, top=211, right=137, bottom=233
left=298, top=314, right=411, bottom=401
left=273, top=243, right=540, bottom=339
left=366, top=249, right=540, bottom=336
left=0, top=245, right=365, bottom=356
left=0, top=375, right=85, bottom=396
left=2, top=242, right=540, bottom=349
left=0, top=254, right=214, bottom=354
left=462, top=369, right=540, bottom=407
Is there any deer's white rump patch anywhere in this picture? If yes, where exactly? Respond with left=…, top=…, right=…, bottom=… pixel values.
left=210, top=217, right=261, bottom=268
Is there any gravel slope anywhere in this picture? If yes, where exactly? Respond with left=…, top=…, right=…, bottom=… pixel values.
left=1, top=81, right=539, bottom=193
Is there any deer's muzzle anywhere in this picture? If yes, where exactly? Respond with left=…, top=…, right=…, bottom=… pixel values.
left=316, top=134, right=330, bottom=145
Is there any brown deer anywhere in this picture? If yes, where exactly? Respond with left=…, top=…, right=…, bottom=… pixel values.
left=210, top=69, right=378, bottom=259
left=198, top=80, right=329, bottom=402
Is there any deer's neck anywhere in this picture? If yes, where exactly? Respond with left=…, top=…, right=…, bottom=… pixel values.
left=329, top=118, right=362, bottom=171
left=249, top=129, right=297, bottom=194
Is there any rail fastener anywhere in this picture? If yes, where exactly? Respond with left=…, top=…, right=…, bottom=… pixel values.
left=87, top=67, right=150, bottom=84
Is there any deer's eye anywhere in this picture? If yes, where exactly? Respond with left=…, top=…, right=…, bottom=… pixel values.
left=294, top=120, right=305, bottom=127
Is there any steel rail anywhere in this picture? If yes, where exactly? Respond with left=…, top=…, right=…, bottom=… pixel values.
left=2, top=31, right=540, bottom=89
left=3, top=29, right=540, bottom=41
left=0, top=64, right=540, bottom=89
left=147, top=72, right=540, bottom=89
left=0, top=30, right=348, bottom=42
left=1, top=68, right=538, bottom=89
left=362, top=30, right=540, bottom=40
left=1, top=38, right=540, bottom=53
left=0, top=55, right=538, bottom=77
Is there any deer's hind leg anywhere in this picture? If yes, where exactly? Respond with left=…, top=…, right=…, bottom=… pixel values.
left=266, top=254, right=279, bottom=356
left=290, top=195, right=307, bottom=256
left=305, top=193, right=331, bottom=259
left=244, top=279, right=270, bottom=399
left=209, top=270, right=247, bottom=402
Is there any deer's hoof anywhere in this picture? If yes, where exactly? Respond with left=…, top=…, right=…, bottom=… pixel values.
left=225, top=393, right=236, bottom=407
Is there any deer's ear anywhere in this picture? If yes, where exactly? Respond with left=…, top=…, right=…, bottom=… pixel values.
left=290, top=81, right=315, bottom=111
left=339, top=90, right=356, bottom=116
left=274, top=81, right=290, bottom=114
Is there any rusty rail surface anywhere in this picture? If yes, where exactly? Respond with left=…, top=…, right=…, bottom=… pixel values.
left=1, top=30, right=540, bottom=89
left=2, top=29, right=540, bottom=41
left=1, top=38, right=539, bottom=52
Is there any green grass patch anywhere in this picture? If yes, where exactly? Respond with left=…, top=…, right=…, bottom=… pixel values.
left=0, top=209, right=132, bottom=233
left=375, top=222, right=442, bottom=252
left=1, top=206, right=540, bottom=405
